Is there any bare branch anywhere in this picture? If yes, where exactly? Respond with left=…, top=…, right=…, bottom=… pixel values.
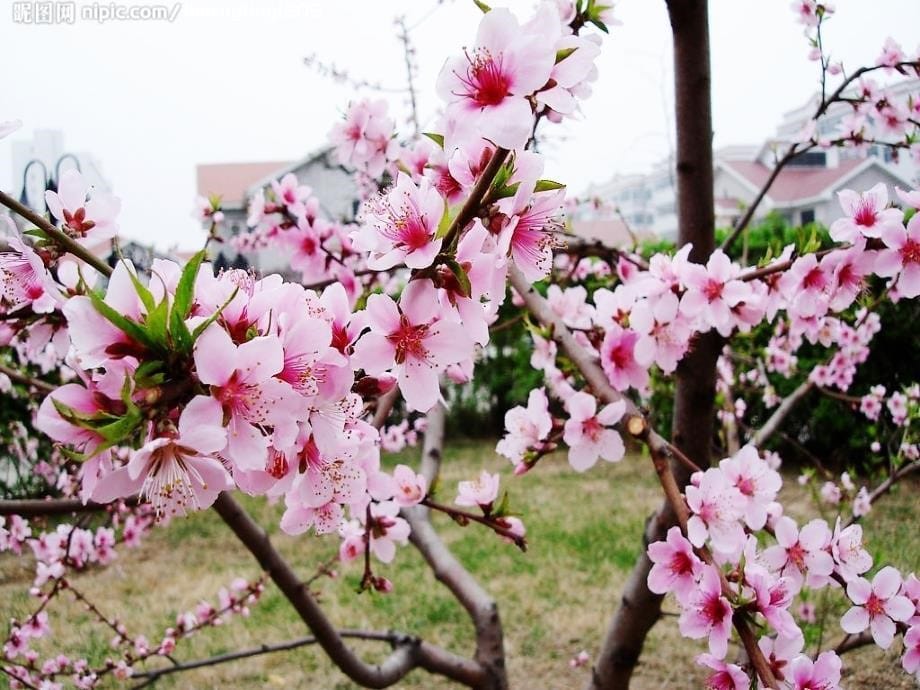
left=0, top=497, right=138, bottom=517
left=402, top=404, right=509, bottom=690
left=752, top=380, right=815, bottom=447
left=212, top=493, right=485, bottom=688
left=130, top=629, right=405, bottom=688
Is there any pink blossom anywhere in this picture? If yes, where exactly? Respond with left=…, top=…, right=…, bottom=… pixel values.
left=392, top=464, right=427, bottom=507
left=830, top=519, right=872, bottom=582
left=193, top=327, right=301, bottom=471
left=840, top=566, right=914, bottom=649
left=876, top=36, right=905, bottom=69
left=44, top=169, right=120, bottom=243
left=0, top=238, right=59, bottom=314
left=678, top=565, right=734, bottom=659
left=456, top=471, right=500, bottom=510
left=685, top=468, right=746, bottom=557
left=356, top=173, right=444, bottom=270
left=562, top=392, right=625, bottom=471
left=436, top=6, right=556, bottom=149
left=679, top=250, right=751, bottom=336
left=499, top=189, right=565, bottom=283
left=830, top=183, right=903, bottom=242
left=599, top=324, right=648, bottom=392
left=875, top=213, right=920, bottom=298
left=496, top=387, right=553, bottom=464
left=903, top=626, right=920, bottom=678
left=351, top=281, right=473, bottom=412
left=762, top=517, right=834, bottom=588
left=758, top=632, right=804, bottom=684
left=93, top=396, right=233, bottom=517
left=788, top=651, right=842, bottom=690
left=328, top=99, right=397, bottom=177
left=647, top=526, right=704, bottom=604
left=695, top=653, right=748, bottom=690
left=718, top=445, right=781, bottom=530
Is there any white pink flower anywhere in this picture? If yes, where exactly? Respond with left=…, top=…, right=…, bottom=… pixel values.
left=455, top=471, right=500, bottom=509
left=830, top=183, right=903, bottom=242
left=562, top=392, right=625, bottom=471
left=840, top=566, right=914, bottom=649
left=351, top=281, right=473, bottom=412
left=647, top=526, right=704, bottom=604
left=436, top=6, right=557, bottom=149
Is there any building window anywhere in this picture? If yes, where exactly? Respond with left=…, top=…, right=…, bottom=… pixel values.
left=787, top=151, right=826, bottom=167
left=800, top=208, right=815, bottom=225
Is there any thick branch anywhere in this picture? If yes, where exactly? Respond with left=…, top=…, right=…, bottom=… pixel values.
left=402, top=404, right=508, bottom=690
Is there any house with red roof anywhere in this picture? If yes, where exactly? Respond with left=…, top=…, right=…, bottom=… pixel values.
left=195, top=149, right=356, bottom=273
left=578, top=79, right=919, bottom=243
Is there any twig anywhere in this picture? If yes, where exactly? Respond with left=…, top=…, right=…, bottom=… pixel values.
left=0, top=363, right=56, bottom=393
left=442, top=148, right=510, bottom=250
left=0, top=190, right=114, bottom=278
left=130, top=630, right=402, bottom=688
left=421, top=498, right=526, bottom=551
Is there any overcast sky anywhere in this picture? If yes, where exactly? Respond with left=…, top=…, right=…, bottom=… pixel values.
left=2, top=0, right=918, bottom=250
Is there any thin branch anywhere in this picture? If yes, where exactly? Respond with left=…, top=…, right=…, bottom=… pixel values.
left=0, top=496, right=138, bottom=517
left=751, top=380, right=815, bottom=447
left=842, top=460, right=920, bottom=529
left=130, top=630, right=403, bottom=688
left=0, top=190, right=114, bottom=278
left=0, top=363, right=56, bottom=393
left=421, top=498, right=526, bottom=551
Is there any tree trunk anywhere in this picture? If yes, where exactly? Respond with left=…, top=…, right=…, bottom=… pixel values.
left=587, top=2, right=717, bottom=688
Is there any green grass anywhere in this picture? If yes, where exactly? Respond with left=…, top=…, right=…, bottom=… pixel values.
left=1, top=441, right=918, bottom=689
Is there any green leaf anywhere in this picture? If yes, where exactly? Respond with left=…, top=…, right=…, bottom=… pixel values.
left=443, top=258, right=472, bottom=299
left=436, top=198, right=454, bottom=240
left=23, top=228, right=50, bottom=241
left=123, top=263, right=156, bottom=313
left=534, top=179, right=566, bottom=193
left=172, top=250, right=205, bottom=321
left=170, top=309, right=193, bottom=353
left=423, top=132, right=445, bottom=148
left=190, top=286, right=240, bottom=342
left=492, top=182, right=520, bottom=200
left=472, top=0, right=491, bottom=13
left=94, top=407, right=142, bottom=445
left=555, top=47, right=577, bottom=63
left=492, top=490, right=511, bottom=518
left=87, top=288, right=154, bottom=350
left=58, top=446, right=88, bottom=463
left=144, top=299, right=170, bottom=347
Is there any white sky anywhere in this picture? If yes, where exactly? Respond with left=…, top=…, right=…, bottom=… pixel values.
left=2, top=0, right=918, bottom=251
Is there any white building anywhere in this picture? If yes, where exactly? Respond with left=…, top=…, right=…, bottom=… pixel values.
left=578, top=80, right=918, bottom=242
left=196, top=148, right=356, bottom=274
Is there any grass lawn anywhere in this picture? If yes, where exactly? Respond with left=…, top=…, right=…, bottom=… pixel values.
left=2, top=439, right=918, bottom=689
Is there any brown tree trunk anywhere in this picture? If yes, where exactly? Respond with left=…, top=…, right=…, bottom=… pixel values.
left=587, top=2, right=718, bottom=688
